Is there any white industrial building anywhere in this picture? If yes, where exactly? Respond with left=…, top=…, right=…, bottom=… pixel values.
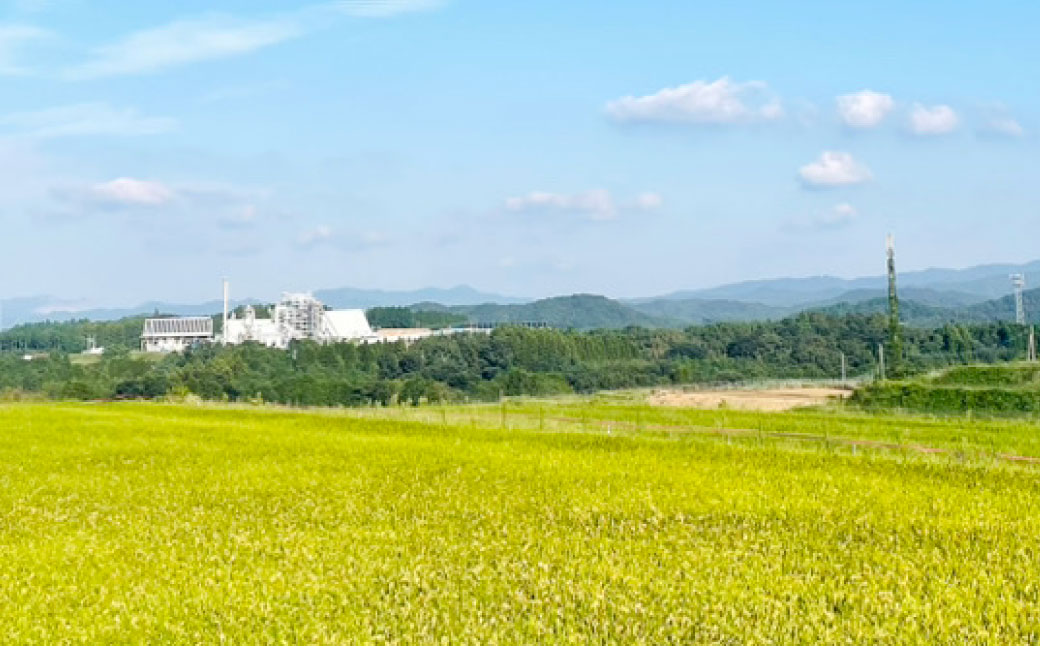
left=141, top=317, right=214, bottom=353
left=140, top=282, right=492, bottom=354
left=222, top=292, right=377, bottom=349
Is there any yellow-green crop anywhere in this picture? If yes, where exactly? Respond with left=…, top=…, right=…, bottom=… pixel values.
left=1, top=402, right=1039, bottom=643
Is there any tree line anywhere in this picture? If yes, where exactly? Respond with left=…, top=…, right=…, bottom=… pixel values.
left=0, top=311, right=1033, bottom=405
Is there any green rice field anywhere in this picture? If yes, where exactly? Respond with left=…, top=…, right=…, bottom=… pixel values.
left=2, top=401, right=1040, bottom=643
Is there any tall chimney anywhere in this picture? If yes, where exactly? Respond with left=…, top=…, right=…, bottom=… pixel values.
left=222, top=278, right=229, bottom=345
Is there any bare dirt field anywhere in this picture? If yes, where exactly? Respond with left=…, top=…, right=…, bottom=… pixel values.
left=648, top=387, right=851, bottom=412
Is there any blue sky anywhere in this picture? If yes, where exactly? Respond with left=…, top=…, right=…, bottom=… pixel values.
left=0, top=0, right=1036, bottom=306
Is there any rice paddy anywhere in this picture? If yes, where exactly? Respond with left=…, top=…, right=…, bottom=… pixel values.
left=1, top=401, right=1040, bottom=643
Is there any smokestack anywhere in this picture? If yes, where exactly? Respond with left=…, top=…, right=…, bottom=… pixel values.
left=222, top=278, right=229, bottom=345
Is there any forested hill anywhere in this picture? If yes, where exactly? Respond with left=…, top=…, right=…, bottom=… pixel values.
left=417, top=294, right=673, bottom=330
left=811, top=287, right=1040, bottom=327
left=624, top=298, right=790, bottom=324
left=812, top=298, right=953, bottom=326
left=412, top=287, right=1040, bottom=330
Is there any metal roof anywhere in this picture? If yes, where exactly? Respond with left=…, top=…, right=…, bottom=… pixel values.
left=142, top=317, right=214, bottom=338
left=322, top=309, right=374, bottom=340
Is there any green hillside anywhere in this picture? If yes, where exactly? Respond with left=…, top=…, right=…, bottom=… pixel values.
left=418, top=294, right=673, bottom=330
left=810, top=287, right=1040, bottom=328
left=959, top=288, right=1040, bottom=323
left=811, top=297, right=953, bottom=326
left=626, top=298, right=789, bottom=324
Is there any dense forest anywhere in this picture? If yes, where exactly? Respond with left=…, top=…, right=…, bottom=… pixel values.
left=0, top=311, right=1032, bottom=406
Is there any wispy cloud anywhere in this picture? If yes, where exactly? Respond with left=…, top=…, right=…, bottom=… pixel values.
left=63, top=14, right=305, bottom=80
left=10, top=0, right=66, bottom=13
left=505, top=189, right=662, bottom=221
left=298, top=225, right=334, bottom=247
left=816, top=202, right=858, bottom=228
left=62, top=2, right=449, bottom=80
left=506, top=190, right=616, bottom=220
left=976, top=105, right=1025, bottom=138
left=631, top=192, right=663, bottom=210
left=296, top=225, right=389, bottom=250
left=783, top=203, right=859, bottom=233
left=335, top=0, right=447, bottom=18
left=836, top=90, right=894, bottom=129
left=798, top=152, right=872, bottom=188
left=197, top=80, right=290, bottom=105
left=82, top=178, right=176, bottom=207
left=0, top=23, right=50, bottom=75
left=50, top=177, right=270, bottom=227
left=605, top=77, right=783, bottom=126
left=218, top=204, right=260, bottom=229
left=982, top=115, right=1025, bottom=138
left=907, top=103, right=958, bottom=135
left=0, top=103, right=176, bottom=138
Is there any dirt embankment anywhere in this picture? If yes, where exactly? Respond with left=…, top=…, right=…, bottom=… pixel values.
left=648, top=387, right=851, bottom=412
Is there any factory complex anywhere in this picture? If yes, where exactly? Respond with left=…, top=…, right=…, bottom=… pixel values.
left=141, top=284, right=479, bottom=353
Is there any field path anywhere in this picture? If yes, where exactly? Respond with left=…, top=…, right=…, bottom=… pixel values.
left=648, top=387, right=851, bottom=411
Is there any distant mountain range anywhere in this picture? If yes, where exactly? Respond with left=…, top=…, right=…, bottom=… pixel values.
left=811, top=288, right=1040, bottom=327
left=2, top=260, right=1038, bottom=330
left=313, top=285, right=527, bottom=309
left=406, top=287, right=1040, bottom=331
left=649, top=260, right=1040, bottom=307
left=414, top=294, right=666, bottom=330
left=0, top=286, right=523, bottom=329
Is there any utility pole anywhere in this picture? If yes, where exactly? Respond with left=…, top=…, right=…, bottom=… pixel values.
left=840, top=352, right=847, bottom=385
left=886, top=235, right=902, bottom=376
left=878, top=343, right=885, bottom=381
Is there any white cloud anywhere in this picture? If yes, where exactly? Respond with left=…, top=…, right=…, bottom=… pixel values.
left=798, top=151, right=872, bottom=188
left=11, top=0, right=71, bottom=12
left=0, top=24, right=49, bottom=75
left=64, top=15, right=304, bottom=79
left=817, top=202, right=858, bottom=228
left=61, top=2, right=449, bottom=80
left=0, top=103, right=176, bottom=138
left=632, top=192, right=663, bottom=210
left=506, top=189, right=663, bottom=221
left=605, top=77, right=783, bottom=125
left=908, top=103, right=958, bottom=135
left=335, top=0, right=447, bottom=18
left=296, top=226, right=388, bottom=250
left=87, top=178, right=176, bottom=207
left=506, top=189, right=617, bottom=220
left=836, top=90, right=894, bottom=128
left=985, top=116, right=1025, bottom=137
left=219, top=204, right=259, bottom=228
left=357, top=230, right=389, bottom=247
left=197, top=80, right=289, bottom=105
left=783, top=203, right=859, bottom=233
left=297, top=225, right=334, bottom=247
left=50, top=177, right=270, bottom=223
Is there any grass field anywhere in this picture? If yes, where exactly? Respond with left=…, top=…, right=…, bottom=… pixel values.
left=2, top=401, right=1040, bottom=643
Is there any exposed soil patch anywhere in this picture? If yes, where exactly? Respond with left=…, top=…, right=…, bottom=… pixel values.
left=648, top=387, right=851, bottom=412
